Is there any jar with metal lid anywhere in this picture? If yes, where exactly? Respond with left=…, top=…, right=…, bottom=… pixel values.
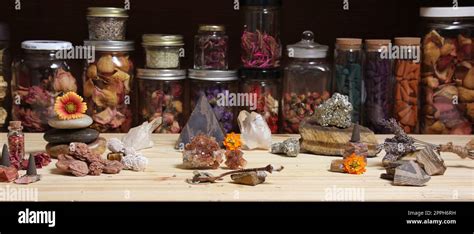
left=83, top=40, right=135, bottom=133
left=194, top=25, right=228, bottom=70
left=188, top=69, right=238, bottom=133
left=0, top=23, right=10, bottom=128
left=87, top=7, right=128, bottom=40
left=137, top=69, right=185, bottom=133
left=12, top=40, right=77, bottom=132
left=142, top=34, right=184, bottom=69
left=282, top=31, right=331, bottom=134
left=363, top=39, right=393, bottom=133
left=334, top=38, right=364, bottom=124
left=420, top=7, right=474, bottom=134
left=241, top=0, right=282, bottom=68
left=393, top=37, right=421, bottom=134
left=240, top=68, right=281, bottom=133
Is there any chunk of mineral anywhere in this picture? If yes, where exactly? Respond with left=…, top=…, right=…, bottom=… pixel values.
left=224, top=150, right=247, bottom=169
left=237, top=110, right=272, bottom=150
left=182, top=134, right=224, bottom=169
left=415, top=147, right=446, bottom=176
left=310, top=93, right=353, bottom=128
left=270, top=138, right=300, bottom=157
left=329, top=159, right=345, bottom=173
left=230, top=171, right=267, bottom=186
left=393, top=160, right=431, bottom=186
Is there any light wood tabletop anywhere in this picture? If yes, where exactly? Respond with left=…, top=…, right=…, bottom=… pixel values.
left=1, top=133, right=473, bottom=201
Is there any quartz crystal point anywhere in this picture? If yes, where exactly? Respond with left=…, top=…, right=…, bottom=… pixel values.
left=237, top=111, right=272, bottom=150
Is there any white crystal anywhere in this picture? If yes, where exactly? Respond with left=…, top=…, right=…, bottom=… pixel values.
left=237, top=111, right=272, bottom=150
left=107, top=138, right=124, bottom=153
left=121, top=153, right=148, bottom=172
left=122, top=117, right=162, bottom=151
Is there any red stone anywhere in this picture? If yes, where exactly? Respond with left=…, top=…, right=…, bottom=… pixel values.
left=0, top=166, right=19, bottom=182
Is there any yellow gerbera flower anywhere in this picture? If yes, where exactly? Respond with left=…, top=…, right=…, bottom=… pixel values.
left=54, top=92, right=87, bottom=120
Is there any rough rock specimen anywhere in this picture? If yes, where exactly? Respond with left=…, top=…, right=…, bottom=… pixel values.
left=176, top=95, right=225, bottom=149
left=237, top=110, right=272, bottom=150
left=300, top=122, right=379, bottom=157
left=121, top=154, right=148, bottom=172
left=182, top=134, right=224, bottom=169
left=231, top=171, right=267, bottom=186
left=0, top=166, right=18, bottom=182
left=270, top=138, right=300, bottom=157
left=415, top=147, right=446, bottom=176
left=329, top=159, right=345, bottom=173
left=309, top=93, right=353, bottom=128
left=393, top=160, right=431, bottom=186
left=224, top=150, right=247, bottom=170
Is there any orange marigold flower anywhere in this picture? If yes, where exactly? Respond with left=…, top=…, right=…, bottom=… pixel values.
left=343, top=153, right=366, bottom=175
left=54, top=92, right=87, bottom=120
left=223, top=132, right=241, bottom=150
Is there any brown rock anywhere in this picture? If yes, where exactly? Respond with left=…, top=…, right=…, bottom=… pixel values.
left=103, top=160, right=123, bottom=174
left=0, top=166, right=19, bottom=182
left=47, top=137, right=107, bottom=158
left=88, top=161, right=104, bottom=176
left=68, top=161, right=89, bottom=177
left=394, top=161, right=431, bottom=186
left=415, top=147, right=446, bottom=176
left=107, top=152, right=124, bottom=161
left=231, top=171, right=267, bottom=186
left=330, top=160, right=345, bottom=173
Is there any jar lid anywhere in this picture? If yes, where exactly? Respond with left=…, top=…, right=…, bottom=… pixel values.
left=420, top=7, right=474, bottom=18
left=87, top=7, right=129, bottom=18
left=336, top=38, right=362, bottom=50
left=239, top=68, right=282, bottom=80
left=394, top=37, right=421, bottom=46
left=188, top=69, right=238, bottom=81
left=287, top=31, right=328, bottom=58
left=84, top=40, right=134, bottom=51
left=365, top=39, right=391, bottom=51
left=137, top=69, right=186, bottom=80
left=142, top=34, right=184, bottom=46
left=241, top=0, right=282, bottom=6
left=198, top=24, right=226, bottom=32
left=22, top=40, right=73, bottom=50
left=0, top=23, right=10, bottom=41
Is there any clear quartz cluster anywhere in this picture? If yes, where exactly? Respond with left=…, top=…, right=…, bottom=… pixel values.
left=311, top=93, right=353, bottom=128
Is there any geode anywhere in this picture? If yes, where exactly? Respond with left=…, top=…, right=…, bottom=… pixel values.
left=310, top=93, right=353, bottom=128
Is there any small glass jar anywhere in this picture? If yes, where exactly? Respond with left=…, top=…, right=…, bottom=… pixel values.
left=240, top=68, right=281, bottom=133
left=241, top=0, right=282, bottom=68
left=189, top=69, right=239, bottom=133
left=0, top=23, right=10, bottom=128
left=12, top=40, right=76, bottom=132
left=393, top=37, right=421, bottom=134
left=142, top=34, right=184, bottom=69
left=363, top=39, right=393, bottom=133
left=283, top=31, right=331, bottom=134
left=7, top=121, right=24, bottom=169
left=194, top=25, right=228, bottom=70
left=137, top=69, right=185, bottom=133
left=420, top=7, right=474, bottom=134
left=83, top=40, right=135, bottom=133
left=87, top=7, right=128, bottom=40
left=334, top=38, right=364, bottom=124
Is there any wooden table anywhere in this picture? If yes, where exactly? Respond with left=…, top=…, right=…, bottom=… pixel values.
left=1, top=134, right=473, bottom=201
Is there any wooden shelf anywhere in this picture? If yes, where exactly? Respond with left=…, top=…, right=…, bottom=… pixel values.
left=2, top=133, right=473, bottom=201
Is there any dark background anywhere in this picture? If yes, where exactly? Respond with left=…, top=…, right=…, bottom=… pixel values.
left=0, top=0, right=471, bottom=129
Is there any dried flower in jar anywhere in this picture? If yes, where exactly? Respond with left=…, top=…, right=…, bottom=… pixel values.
left=241, top=30, right=281, bottom=68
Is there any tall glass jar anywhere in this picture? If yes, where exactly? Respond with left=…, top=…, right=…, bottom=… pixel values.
left=334, top=38, right=364, bottom=124
left=241, top=0, right=282, bottom=68
left=0, top=23, right=9, bottom=129
left=87, top=7, right=128, bottom=40
left=194, top=25, right=228, bottom=70
left=142, top=34, right=184, bottom=69
left=188, top=69, right=238, bottom=133
left=393, top=37, right=421, bottom=134
left=83, top=40, right=135, bottom=133
left=240, top=68, right=281, bottom=133
left=7, top=121, right=25, bottom=169
left=283, top=31, right=331, bottom=134
left=363, top=39, right=393, bottom=133
left=137, top=69, right=185, bottom=133
left=12, top=40, right=77, bottom=132
left=420, top=7, right=474, bottom=134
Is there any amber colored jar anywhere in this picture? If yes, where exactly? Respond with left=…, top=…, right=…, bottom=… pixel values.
left=83, top=40, right=135, bottom=133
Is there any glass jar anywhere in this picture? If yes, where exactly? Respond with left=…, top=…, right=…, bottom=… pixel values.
left=83, top=40, right=135, bottom=133
left=282, top=31, right=331, bottom=134
left=12, top=40, right=76, bottom=132
left=334, top=38, right=364, bottom=124
left=137, top=69, right=185, bottom=133
left=7, top=121, right=24, bottom=169
left=188, top=69, right=238, bottom=133
left=194, top=25, right=228, bottom=70
left=240, top=68, right=281, bottom=133
left=87, top=7, right=128, bottom=40
left=363, top=39, right=393, bottom=133
left=241, top=0, right=282, bottom=68
left=393, top=37, right=421, bottom=134
left=142, top=34, right=184, bottom=69
left=0, top=23, right=10, bottom=128
left=420, top=7, right=474, bottom=134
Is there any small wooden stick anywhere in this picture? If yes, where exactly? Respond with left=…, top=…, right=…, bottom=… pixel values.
left=439, top=142, right=474, bottom=160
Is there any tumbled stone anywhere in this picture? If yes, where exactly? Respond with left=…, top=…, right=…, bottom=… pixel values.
left=44, top=128, right=99, bottom=144
left=46, top=137, right=106, bottom=158
left=270, top=138, right=300, bottom=157
left=107, top=152, right=124, bottom=161
left=48, top=115, right=93, bottom=129
left=231, top=171, right=267, bottom=186
left=310, top=93, right=353, bottom=128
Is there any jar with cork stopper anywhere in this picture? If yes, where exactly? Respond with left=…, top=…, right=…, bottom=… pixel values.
left=7, top=121, right=25, bottom=169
